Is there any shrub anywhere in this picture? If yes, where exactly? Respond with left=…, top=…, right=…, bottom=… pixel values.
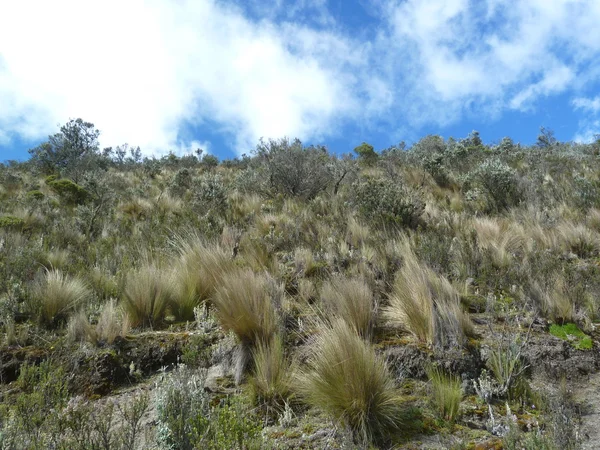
left=0, top=215, right=25, bottom=231
left=385, top=248, right=472, bottom=347
left=426, top=366, right=462, bottom=423
left=320, top=275, right=376, bottom=339
left=298, top=320, right=403, bottom=444
left=353, top=176, right=424, bottom=228
left=122, top=264, right=175, bottom=328
left=155, top=366, right=264, bottom=449
left=256, top=138, right=332, bottom=200
left=469, top=159, right=521, bottom=212
left=30, top=269, right=90, bottom=327
left=48, top=178, right=89, bottom=205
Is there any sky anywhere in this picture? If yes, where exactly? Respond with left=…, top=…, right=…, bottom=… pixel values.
left=2, top=0, right=600, bottom=162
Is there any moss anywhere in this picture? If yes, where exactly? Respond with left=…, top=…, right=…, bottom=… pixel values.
left=549, top=323, right=593, bottom=350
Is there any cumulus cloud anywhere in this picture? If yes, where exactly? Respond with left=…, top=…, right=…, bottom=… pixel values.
left=382, top=0, right=600, bottom=125
left=1, top=0, right=600, bottom=156
left=0, top=0, right=375, bottom=155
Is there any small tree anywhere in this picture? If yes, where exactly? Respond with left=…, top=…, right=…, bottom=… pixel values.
left=353, top=142, right=378, bottom=167
left=29, top=119, right=104, bottom=180
left=256, top=138, right=332, bottom=199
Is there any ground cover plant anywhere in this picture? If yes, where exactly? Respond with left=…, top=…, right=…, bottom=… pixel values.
left=1, top=120, right=600, bottom=448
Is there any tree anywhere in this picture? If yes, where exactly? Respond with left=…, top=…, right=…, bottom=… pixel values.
left=536, top=127, right=557, bottom=148
left=353, top=142, right=378, bottom=167
left=29, top=119, right=102, bottom=178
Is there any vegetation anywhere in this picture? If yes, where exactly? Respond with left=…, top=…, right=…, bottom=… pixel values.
left=1, top=120, right=600, bottom=448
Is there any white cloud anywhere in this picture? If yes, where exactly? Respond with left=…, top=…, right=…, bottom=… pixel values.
left=0, top=0, right=373, bottom=156
left=573, top=96, right=600, bottom=113
left=2, top=0, right=600, bottom=155
left=382, top=0, right=600, bottom=126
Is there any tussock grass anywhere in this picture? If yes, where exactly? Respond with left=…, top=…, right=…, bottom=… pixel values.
left=213, top=269, right=279, bottom=382
left=213, top=269, right=278, bottom=346
left=385, top=247, right=472, bottom=347
left=122, top=264, right=174, bottom=328
left=426, top=366, right=462, bottom=423
left=96, top=299, right=130, bottom=344
left=170, top=235, right=236, bottom=321
left=298, top=320, right=403, bottom=444
left=66, top=310, right=94, bottom=343
left=31, top=269, right=91, bottom=327
left=250, top=334, right=294, bottom=411
left=320, top=275, right=376, bottom=339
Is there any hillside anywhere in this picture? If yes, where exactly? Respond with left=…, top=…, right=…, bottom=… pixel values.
left=1, top=122, right=600, bottom=449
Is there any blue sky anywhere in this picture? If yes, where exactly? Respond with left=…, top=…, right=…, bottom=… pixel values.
left=2, top=0, right=600, bottom=162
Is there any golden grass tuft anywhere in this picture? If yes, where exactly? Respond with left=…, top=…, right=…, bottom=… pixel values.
left=320, top=275, right=376, bottom=339
left=31, top=269, right=91, bottom=327
left=122, top=264, right=175, bottom=328
left=170, top=234, right=236, bottom=321
left=426, top=366, right=463, bottom=423
left=250, top=334, right=295, bottom=411
left=298, top=320, right=403, bottom=444
left=385, top=248, right=472, bottom=347
left=213, top=269, right=278, bottom=347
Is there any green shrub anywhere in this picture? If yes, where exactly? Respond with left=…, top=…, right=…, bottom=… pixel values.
left=155, top=366, right=264, bottom=449
left=256, top=138, right=332, bottom=200
left=0, top=215, right=25, bottom=231
left=469, top=159, right=521, bottom=212
left=48, top=178, right=89, bottom=205
left=298, top=320, right=403, bottom=444
left=353, top=176, right=424, bottom=228
left=26, top=190, right=45, bottom=201
left=549, top=323, right=592, bottom=350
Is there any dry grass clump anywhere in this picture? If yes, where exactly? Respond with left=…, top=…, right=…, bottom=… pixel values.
left=213, top=269, right=278, bottom=346
left=527, top=277, right=573, bottom=323
left=96, top=299, right=131, bottom=344
left=250, top=334, right=294, bottom=411
left=170, top=235, right=236, bottom=321
left=213, top=269, right=279, bottom=382
left=298, top=320, right=403, bottom=444
left=31, top=269, right=91, bottom=327
left=122, top=264, right=175, bottom=328
left=320, top=275, right=376, bottom=339
left=66, top=310, right=94, bottom=343
left=385, top=249, right=472, bottom=347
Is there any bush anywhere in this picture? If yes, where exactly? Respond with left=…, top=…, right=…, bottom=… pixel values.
left=256, top=138, right=332, bottom=200
left=122, top=264, right=175, bottom=328
left=30, top=269, right=90, bottom=327
left=48, top=178, right=89, bottom=205
left=353, top=176, right=424, bottom=228
left=385, top=247, right=472, bottom=347
left=0, top=215, right=25, bottom=231
left=298, top=320, right=403, bottom=444
left=469, top=159, right=521, bottom=212
left=155, top=366, right=264, bottom=449
left=320, top=275, right=376, bottom=339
